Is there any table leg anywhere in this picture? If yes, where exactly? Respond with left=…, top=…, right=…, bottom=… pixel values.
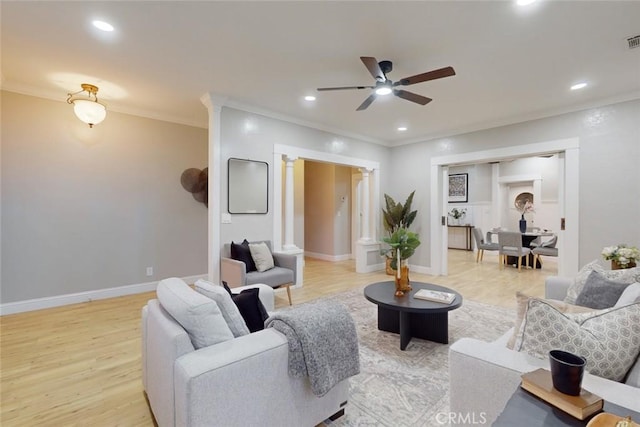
left=399, top=311, right=411, bottom=350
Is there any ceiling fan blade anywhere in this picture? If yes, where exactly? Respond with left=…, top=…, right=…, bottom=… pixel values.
left=360, top=57, right=385, bottom=82
left=317, top=85, right=374, bottom=91
left=394, top=66, right=456, bottom=86
left=393, top=89, right=432, bottom=105
left=356, top=94, right=376, bottom=111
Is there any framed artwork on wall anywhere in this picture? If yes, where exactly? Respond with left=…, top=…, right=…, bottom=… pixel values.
left=448, top=173, right=468, bottom=203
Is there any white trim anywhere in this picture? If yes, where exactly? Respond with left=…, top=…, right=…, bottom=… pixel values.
left=226, top=100, right=385, bottom=146
left=430, top=138, right=580, bottom=276
left=497, top=174, right=542, bottom=184
left=304, top=251, right=352, bottom=262
left=0, top=274, right=207, bottom=315
left=408, top=264, right=435, bottom=276
left=273, top=144, right=380, bottom=171
left=394, top=92, right=640, bottom=147
left=430, top=138, right=579, bottom=167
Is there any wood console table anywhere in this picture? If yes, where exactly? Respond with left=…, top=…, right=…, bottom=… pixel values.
left=447, top=225, right=474, bottom=251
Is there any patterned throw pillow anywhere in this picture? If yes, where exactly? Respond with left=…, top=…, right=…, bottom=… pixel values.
left=565, top=260, right=640, bottom=304
left=506, top=292, right=594, bottom=350
left=514, top=299, right=640, bottom=382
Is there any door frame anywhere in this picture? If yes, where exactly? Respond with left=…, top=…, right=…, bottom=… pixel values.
left=430, top=138, right=579, bottom=277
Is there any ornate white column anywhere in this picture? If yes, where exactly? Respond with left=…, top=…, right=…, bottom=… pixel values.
left=359, top=168, right=372, bottom=242
left=356, top=168, right=380, bottom=273
left=282, top=156, right=299, bottom=251
left=200, top=93, right=227, bottom=282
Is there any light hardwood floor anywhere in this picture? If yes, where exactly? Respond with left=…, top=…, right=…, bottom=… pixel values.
left=0, top=250, right=556, bottom=426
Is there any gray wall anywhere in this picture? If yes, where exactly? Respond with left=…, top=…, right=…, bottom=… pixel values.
left=388, top=99, right=640, bottom=268
left=219, top=107, right=389, bottom=247
left=1, top=91, right=208, bottom=303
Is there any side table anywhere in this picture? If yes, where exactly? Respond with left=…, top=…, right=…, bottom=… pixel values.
left=493, top=388, right=640, bottom=426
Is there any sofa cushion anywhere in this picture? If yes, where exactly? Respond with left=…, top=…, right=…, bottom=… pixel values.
left=507, top=292, right=593, bottom=350
left=156, top=278, right=234, bottom=349
left=222, top=283, right=268, bottom=332
left=246, top=267, right=294, bottom=288
left=194, top=279, right=250, bottom=337
left=514, top=299, right=640, bottom=382
left=231, top=239, right=257, bottom=272
left=565, top=260, right=640, bottom=304
left=616, top=282, right=640, bottom=308
left=249, top=241, right=275, bottom=272
left=575, top=271, right=632, bottom=309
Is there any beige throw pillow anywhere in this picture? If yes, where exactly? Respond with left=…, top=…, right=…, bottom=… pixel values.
left=513, top=299, right=640, bottom=382
left=249, top=242, right=275, bottom=272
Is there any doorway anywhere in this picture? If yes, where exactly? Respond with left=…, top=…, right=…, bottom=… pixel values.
left=431, top=138, right=580, bottom=277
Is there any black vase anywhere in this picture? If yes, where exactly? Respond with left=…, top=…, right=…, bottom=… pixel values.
left=519, top=215, right=527, bottom=233
left=549, top=350, right=586, bottom=396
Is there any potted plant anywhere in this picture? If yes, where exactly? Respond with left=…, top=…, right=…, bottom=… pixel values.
left=381, top=228, right=421, bottom=296
left=448, top=208, right=467, bottom=225
left=381, top=191, right=417, bottom=274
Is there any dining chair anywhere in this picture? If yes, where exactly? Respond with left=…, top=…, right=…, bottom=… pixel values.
left=472, top=228, right=499, bottom=263
left=498, top=231, right=532, bottom=271
left=532, top=235, right=558, bottom=268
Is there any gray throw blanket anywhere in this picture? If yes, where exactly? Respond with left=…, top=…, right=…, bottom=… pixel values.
left=265, top=300, right=360, bottom=397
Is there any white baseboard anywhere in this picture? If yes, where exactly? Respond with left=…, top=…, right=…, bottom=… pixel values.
left=358, top=262, right=385, bottom=273
left=304, top=251, right=352, bottom=262
left=0, top=274, right=207, bottom=315
left=408, top=264, right=434, bottom=275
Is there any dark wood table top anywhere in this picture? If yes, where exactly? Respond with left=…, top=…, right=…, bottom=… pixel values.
left=364, top=281, right=463, bottom=314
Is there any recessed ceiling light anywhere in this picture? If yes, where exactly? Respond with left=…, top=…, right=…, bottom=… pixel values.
left=570, top=82, right=588, bottom=91
left=397, top=127, right=408, bottom=131
left=304, top=95, right=316, bottom=101
left=92, top=20, right=114, bottom=32
left=516, top=0, right=536, bottom=6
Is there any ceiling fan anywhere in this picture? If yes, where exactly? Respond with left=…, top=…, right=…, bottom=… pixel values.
left=317, top=56, right=456, bottom=111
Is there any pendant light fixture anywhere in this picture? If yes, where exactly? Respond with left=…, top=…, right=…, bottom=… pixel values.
left=67, top=83, right=107, bottom=127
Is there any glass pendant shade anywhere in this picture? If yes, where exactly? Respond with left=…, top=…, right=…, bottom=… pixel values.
left=73, top=99, right=106, bottom=127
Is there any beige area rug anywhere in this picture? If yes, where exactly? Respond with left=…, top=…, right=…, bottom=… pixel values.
left=322, top=285, right=515, bottom=427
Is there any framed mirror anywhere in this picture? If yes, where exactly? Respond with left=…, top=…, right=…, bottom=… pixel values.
left=227, top=158, right=268, bottom=214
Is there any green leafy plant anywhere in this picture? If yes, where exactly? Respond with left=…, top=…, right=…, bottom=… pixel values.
left=382, top=191, right=417, bottom=237
left=381, top=228, right=421, bottom=270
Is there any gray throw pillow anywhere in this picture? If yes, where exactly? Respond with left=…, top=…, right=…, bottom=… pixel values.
left=575, top=270, right=631, bottom=309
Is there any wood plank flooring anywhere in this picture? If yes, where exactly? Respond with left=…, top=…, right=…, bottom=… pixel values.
left=0, top=250, right=555, bottom=426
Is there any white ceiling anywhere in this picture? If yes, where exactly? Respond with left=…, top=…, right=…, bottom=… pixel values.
left=2, top=1, right=639, bottom=146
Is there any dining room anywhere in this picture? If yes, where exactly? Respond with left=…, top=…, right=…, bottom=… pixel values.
left=446, top=154, right=561, bottom=273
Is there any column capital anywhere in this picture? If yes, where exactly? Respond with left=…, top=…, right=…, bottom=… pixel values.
left=360, top=167, right=373, bottom=175
left=285, top=155, right=298, bottom=163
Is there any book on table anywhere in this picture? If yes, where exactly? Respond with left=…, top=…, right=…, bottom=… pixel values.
left=520, top=368, right=603, bottom=420
left=413, top=289, right=456, bottom=304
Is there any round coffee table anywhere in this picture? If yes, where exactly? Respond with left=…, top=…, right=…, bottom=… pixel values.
left=364, top=281, right=463, bottom=350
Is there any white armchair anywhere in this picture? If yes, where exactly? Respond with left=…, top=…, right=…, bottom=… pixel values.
left=141, top=278, right=348, bottom=427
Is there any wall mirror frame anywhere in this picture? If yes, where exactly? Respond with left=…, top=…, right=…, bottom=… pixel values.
left=227, top=157, right=269, bottom=214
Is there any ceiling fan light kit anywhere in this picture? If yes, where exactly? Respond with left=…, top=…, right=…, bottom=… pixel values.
left=317, top=56, right=456, bottom=111
left=67, top=83, right=107, bottom=127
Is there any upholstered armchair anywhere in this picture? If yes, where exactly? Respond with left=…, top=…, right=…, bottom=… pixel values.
left=141, top=278, right=349, bottom=427
left=221, top=240, right=297, bottom=305
left=472, top=228, right=499, bottom=263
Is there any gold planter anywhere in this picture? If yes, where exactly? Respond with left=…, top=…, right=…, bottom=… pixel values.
left=612, top=260, right=637, bottom=270
left=385, top=257, right=395, bottom=275
left=394, top=261, right=412, bottom=297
